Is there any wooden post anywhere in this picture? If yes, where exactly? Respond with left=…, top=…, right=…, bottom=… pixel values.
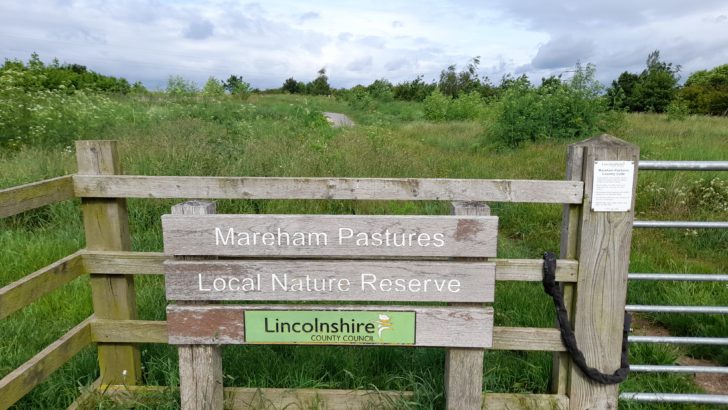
left=76, top=140, right=141, bottom=386
left=445, top=201, right=489, bottom=410
left=172, top=201, right=224, bottom=410
left=551, top=141, right=584, bottom=394
left=566, top=135, right=639, bottom=409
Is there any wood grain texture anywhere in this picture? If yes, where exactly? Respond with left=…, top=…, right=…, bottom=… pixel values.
left=91, top=319, right=168, bottom=344
left=76, top=140, right=141, bottom=386
left=171, top=201, right=224, bottom=410
left=166, top=304, right=494, bottom=348
left=445, top=201, right=489, bottom=410
left=0, top=251, right=85, bottom=320
left=567, top=135, right=639, bottom=410
left=164, top=259, right=495, bottom=302
left=552, top=140, right=584, bottom=394
left=492, top=327, right=565, bottom=351
left=82, top=251, right=578, bottom=282
left=0, top=175, right=75, bottom=218
left=89, top=320, right=565, bottom=352
left=162, top=214, right=498, bottom=258
left=482, top=393, right=569, bottom=410
left=73, top=175, right=584, bottom=204
left=0, top=317, right=92, bottom=410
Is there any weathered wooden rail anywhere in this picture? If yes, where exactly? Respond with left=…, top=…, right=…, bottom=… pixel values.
left=0, top=135, right=638, bottom=410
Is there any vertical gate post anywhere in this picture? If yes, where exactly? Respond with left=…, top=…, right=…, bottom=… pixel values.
left=172, top=201, right=224, bottom=410
left=75, top=140, right=142, bottom=385
left=445, top=201, right=489, bottom=410
left=552, top=141, right=585, bottom=394
left=567, top=135, right=639, bottom=409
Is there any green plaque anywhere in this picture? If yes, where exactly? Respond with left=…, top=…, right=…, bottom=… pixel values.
left=245, top=310, right=416, bottom=345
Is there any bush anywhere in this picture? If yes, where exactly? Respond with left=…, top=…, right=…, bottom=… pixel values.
left=680, top=64, right=728, bottom=116
left=666, top=98, right=689, bottom=121
left=423, top=90, right=450, bottom=121
left=447, top=91, right=483, bottom=120
left=490, top=63, right=617, bottom=147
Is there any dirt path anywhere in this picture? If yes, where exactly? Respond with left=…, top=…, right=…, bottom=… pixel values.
left=323, top=112, right=354, bottom=128
left=631, top=315, right=728, bottom=394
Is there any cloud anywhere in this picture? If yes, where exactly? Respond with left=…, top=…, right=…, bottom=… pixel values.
left=531, top=36, right=594, bottom=69
left=298, top=11, right=319, bottom=22
left=184, top=19, right=214, bottom=40
left=392, top=20, right=404, bottom=28
left=345, top=56, right=373, bottom=72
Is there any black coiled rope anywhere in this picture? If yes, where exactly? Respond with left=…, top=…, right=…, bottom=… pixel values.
left=542, top=251, right=631, bottom=384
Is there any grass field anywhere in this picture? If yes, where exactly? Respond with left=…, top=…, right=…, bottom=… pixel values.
left=1, top=93, right=727, bottom=409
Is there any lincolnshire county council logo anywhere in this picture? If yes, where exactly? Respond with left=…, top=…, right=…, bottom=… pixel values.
left=375, top=314, right=392, bottom=339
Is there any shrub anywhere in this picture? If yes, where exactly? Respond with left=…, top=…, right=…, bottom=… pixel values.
left=202, top=77, right=225, bottom=96
left=666, top=98, right=689, bottom=121
left=447, top=91, right=483, bottom=120
left=423, top=90, right=450, bottom=121
left=490, top=63, right=617, bottom=147
left=166, top=75, right=197, bottom=96
left=680, top=64, right=728, bottom=116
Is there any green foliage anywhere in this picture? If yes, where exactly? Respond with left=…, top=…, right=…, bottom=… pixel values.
left=392, top=75, right=436, bottom=101
left=490, top=63, right=618, bottom=147
left=666, top=97, right=690, bottom=121
left=202, top=76, right=225, bottom=96
left=308, top=67, right=331, bottom=96
left=681, top=64, right=728, bottom=116
left=166, top=75, right=197, bottom=95
left=423, top=90, right=451, bottom=121
left=282, top=77, right=305, bottom=94
left=438, top=57, right=485, bottom=98
left=606, top=50, right=680, bottom=113
left=224, top=75, right=251, bottom=98
left=366, top=78, right=394, bottom=101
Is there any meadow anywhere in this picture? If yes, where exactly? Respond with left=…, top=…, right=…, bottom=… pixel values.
left=1, top=92, right=727, bottom=409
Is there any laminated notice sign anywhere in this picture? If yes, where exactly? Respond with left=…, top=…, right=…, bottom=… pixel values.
left=591, top=161, right=635, bottom=212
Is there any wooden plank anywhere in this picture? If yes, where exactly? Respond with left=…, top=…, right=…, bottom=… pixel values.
left=492, top=327, right=565, bottom=351
left=81, top=385, right=413, bottom=409
left=89, top=320, right=566, bottom=352
left=0, top=251, right=85, bottom=320
left=496, top=258, right=577, bottom=282
left=164, top=259, right=495, bottom=302
left=76, top=140, right=141, bottom=386
left=445, top=201, right=489, bottom=410
left=483, top=393, right=569, bottom=410
left=162, top=214, right=498, bottom=258
left=171, top=200, right=224, bottom=410
left=91, top=319, right=168, bottom=344
left=0, top=317, right=92, bottom=410
left=166, top=304, right=493, bottom=348
left=0, top=175, right=75, bottom=218
left=552, top=139, right=585, bottom=394
left=73, top=175, right=584, bottom=204
left=82, top=251, right=579, bottom=282
left=568, top=135, right=639, bottom=410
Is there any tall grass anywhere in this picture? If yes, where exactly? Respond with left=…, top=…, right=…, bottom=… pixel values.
left=1, top=94, right=726, bottom=408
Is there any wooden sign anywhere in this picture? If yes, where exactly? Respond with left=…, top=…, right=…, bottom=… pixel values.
left=162, top=215, right=498, bottom=258
left=166, top=304, right=494, bottom=348
left=164, top=260, right=495, bottom=303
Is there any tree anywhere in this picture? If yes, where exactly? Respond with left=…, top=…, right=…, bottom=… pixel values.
left=308, top=68, right=331, bottom=95
left=166, top=75, right=197, bottom=95
left=224, top=75, right=251, bottom=96
left=202, top=77, right=225, bottom=96
left=680, top=64, right=728, bottom=115
left=606, top=50, right=680, bottom=113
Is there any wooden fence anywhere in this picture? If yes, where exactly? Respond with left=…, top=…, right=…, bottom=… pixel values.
left=0, top=134, right=639, bottom=410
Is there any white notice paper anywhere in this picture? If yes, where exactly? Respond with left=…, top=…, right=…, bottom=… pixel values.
left=591, top=161, right=635, bottom=212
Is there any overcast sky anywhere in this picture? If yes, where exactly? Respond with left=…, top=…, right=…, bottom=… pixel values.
left=2, top=0, right=727, bottom=89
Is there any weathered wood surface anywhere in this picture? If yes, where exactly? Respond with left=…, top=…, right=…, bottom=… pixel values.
left=483, top=393, right=569, bottom=410
left=171, top=201, right=224, bottom=410
left=0, top=175, right=75, bottom=218
left=0, top=317, right=92, bottom=410
left=76, top=140, right=141, bottom=386
left=166, top=304, right=494, bottom=348
left=552, top=137, right=585, bottom=394
left=73, top=175, right=584, bottom=204
left=568, top=135, right=639, bottom=410
left=0, top=251, right=85, bottom=320
left=445, top=201, right=488, bottom=410
left=82, top=250, right=579, bottom=281
left=91, top=319, right=168, bottom=344
left=162, top=214, right=498, bottom=258
left=89, top=320, right=566, bottom=352
left=164, top=259, right=495, bottom=302
left=492, top=327, right=565, bottom=351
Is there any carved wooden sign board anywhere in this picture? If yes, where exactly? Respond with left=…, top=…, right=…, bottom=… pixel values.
left=162, top=214, right=497, bottom=348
